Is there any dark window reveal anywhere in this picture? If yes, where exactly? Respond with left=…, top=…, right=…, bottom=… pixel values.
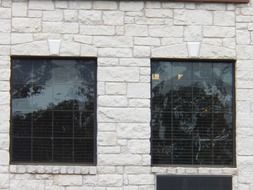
left=151, top=60, right=235, bottom=166
left=157, top=175, right=232, bottom=190
left=11, top=57, right=96, bottom=164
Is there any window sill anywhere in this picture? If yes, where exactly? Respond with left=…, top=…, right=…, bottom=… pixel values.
left=9, top=165, right=97, bottom=175
left=151, top=167, right=237, bottom=176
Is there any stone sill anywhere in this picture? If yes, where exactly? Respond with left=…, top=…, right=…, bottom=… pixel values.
left=9, top=165, right=97, bottom=175
left=9, top=165, right=238, bottom=176
left=151, top=167, right=238, bottom=175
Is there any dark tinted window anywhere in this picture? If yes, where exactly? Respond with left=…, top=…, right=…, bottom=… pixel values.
left=11, top=57, right=96, bottom=164
left=157, top=176, right=232, bottom=190
left=151, top=60, right=235, bottom=166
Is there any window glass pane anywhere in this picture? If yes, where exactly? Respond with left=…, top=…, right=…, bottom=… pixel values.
left=11, top=57, right=96, bottom=164
left=77, top=60, right=96, bottom=84
left=53, top=111, right=73, bottom=137
left=74, top=139, right=94, bottom=163
left=33, top=138, right=52, bottom=162
left=172, top=80, right=192, bottom=112
left=73, top=84, right=95, bottom=111
left=33, top=111, right=52, bottom=137
left=172, top=62, right=192, bottom=81
left=192, top=81, right=213, bottom=112
left=53, top=84, right=76, bottom=110
left=151, top=60, right=234, bottom=166
left=12, top=111, right=32, bottom=137
left=12, top=59, right=33, bottom=85
left=193, top=62, right=212, bottom=80
left=33, top=60, right=52, bottom=85
left=53, top=138, right=73, bottom=162
left=12, top=138, right=31, bottom=162
left=74, top=112, right=94, bottom=138
left=32, top=84, right=54, bottom=111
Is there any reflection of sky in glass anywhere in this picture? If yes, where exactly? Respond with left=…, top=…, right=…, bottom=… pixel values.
left=152, top=61, right=233, bottom=113
left=153, top=62, right=232, bottom=87
left=151, top=60, right=234, bottom=165
left=12, top=59, right=95, bottom=115
left=11, top=58, right=96, bottom=163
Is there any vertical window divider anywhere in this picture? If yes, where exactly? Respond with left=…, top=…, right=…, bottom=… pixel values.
left=191, top=62, right=194, bottom=165
left=211, top=63, right=214, bottom=165
left=51, top=111, right=54, bottom=162
left=171, top=62, right=174, bottom=165
left=51, top=69, right=55, bottom=162
left=31, top=62, right=34, bottom=162
left=72, top=109, right=75, bottom=162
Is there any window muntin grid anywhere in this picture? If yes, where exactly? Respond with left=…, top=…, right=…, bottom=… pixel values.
left=11, top=57, right=96, bottom=164
left=151, top=60, right=235, bottom=166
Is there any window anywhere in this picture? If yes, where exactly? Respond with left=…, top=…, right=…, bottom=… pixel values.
left=11, top=57, right=97, bottom=164
left=157, top=175, right=232, bottom=190
left=151, top=60, right=235, bottom=166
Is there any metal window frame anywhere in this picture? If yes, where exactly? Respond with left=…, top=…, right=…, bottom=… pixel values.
left=150, top=58, right=236, bottom=168
left=9, top=55, right=97, bottom=166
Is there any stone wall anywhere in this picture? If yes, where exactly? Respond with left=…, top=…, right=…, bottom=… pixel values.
left=0, top=0, right=252, bottom=189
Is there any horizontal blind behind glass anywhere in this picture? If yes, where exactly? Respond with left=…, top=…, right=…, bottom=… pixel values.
left=151, top=60, right=234, bottom=166
left=11, top=58, right=96, bottom=164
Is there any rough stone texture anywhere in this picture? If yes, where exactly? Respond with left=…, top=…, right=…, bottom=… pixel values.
left=53, top=175, right=83, bottom=186
left=0, top=0, right=251, bottom=189
left=12, top=18, right=41, bottom=32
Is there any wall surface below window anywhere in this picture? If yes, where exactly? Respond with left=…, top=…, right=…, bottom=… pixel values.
left=0, top=0, right=252, bottom=189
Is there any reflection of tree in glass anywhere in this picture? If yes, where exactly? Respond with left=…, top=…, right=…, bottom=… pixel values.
left=12, top=60, right=96, bottom=162
left=13, top=62, right=53, bottom=98
left=152, top=65, right=233, bottom=165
